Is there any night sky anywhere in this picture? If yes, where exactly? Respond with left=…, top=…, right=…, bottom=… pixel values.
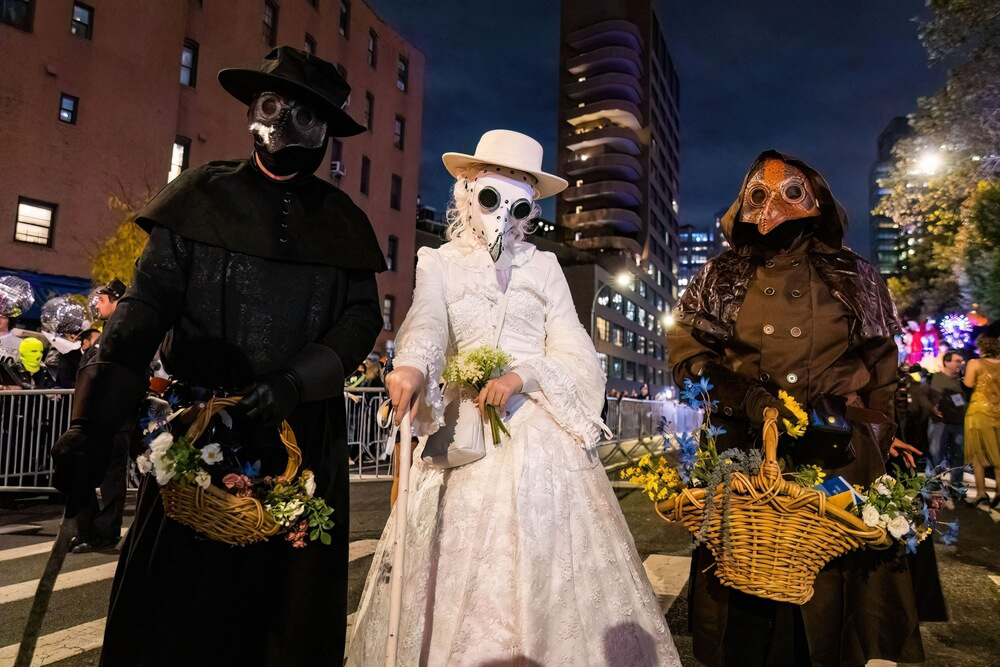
left=366, top=0, right=946, bottom=256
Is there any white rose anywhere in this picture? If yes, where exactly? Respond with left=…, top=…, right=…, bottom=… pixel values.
left=149, top=432, right=174, bottom=455
left=303, top=472, right=316, bottom=497
left=200, top=443, right=224, bottom=465
left=875, top=483, right=891, bottom=496
left=888, top=515, right=911, bottom=539
left=149, top=449, right=169, bottom=472
left=862, top=504, right=880, bottom=527
left=136, top=453, right=152, bottom=474
left=154, top=462, right=176, bottom=485
left=875, top=474, right=896, bottom=488
left=877, top=513, right=890, bottom=528
left=194, top=470, right=212, bottom=489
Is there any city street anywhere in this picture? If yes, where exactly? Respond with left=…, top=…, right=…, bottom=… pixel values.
left=0, top=480, right=997, bottom=666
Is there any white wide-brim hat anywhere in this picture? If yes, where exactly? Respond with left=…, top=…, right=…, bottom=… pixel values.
left=442, top=129, right=568, bottom=199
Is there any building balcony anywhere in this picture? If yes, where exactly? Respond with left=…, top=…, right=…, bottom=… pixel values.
left=567, top=46, right=642, bottom=79
left=563, top=181, right=642, bottom=208
left=566, top=234, right=643, bottom=256
left=565, top=72, right=642, bottom=105
left=563, top=153, right=642, bottom=181
left=561, top=208, right=642, bottom=233
left=566, top=19, right=644, bottom=53
left=566, top=125, right=642, bottom=155
left=566, top=99, right=643, bottom=131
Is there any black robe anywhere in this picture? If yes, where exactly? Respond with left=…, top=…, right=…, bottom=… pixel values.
left=74, top=159, right=385, bottom=666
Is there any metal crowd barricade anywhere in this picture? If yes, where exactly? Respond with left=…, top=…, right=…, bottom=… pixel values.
left=0, top=389, right=74, bottom=493
left=345, top=387, right=394, bottom=480
left=597, top=397, right=703, bottom=473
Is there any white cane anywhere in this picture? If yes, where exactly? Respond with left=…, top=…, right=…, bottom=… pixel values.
left=385, top=410, right=412, bottom=667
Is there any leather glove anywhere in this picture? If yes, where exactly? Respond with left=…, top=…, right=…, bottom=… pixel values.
left=234, top=370, right=301, bottom=429
left=742, top=385, right=799, bottom=431
left=51, top=422, right=112, bottom=516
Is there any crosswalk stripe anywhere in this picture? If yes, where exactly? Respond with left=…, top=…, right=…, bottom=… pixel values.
left=0, top=562, right=118, bottom=605
left=990, top=575, right=1000, bottom=589
left=0, top=527, right=128, bottom=563
left=348, top=539, right=379, bottom=562
left=0, top=618, right=106, bottom=666
left=642, top=554, right=690, bottom=612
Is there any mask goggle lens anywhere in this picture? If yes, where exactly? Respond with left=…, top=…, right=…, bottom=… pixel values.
left=250, top=92, right=326, bottom=149
left=477, top=187, right=533, bottom=220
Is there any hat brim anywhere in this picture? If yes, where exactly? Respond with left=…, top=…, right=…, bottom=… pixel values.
left=218, top=68, right=366, bottom=137
left=442, top=153, right=568, bottom=199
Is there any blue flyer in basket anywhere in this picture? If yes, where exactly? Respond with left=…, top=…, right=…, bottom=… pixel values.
left=814, top=476, right=865, bottom=510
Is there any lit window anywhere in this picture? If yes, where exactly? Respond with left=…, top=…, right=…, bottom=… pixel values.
left=168, top=136, right=190, bottom=182
left=382, top=295, right=394, bottom=331
left=367, top=30, right=377, bottom=68
left=15, top=198, right=55, bottom=246
left=70, top=2, right=93, bottom=38
left=59, top=94, right=78, bottom=124
left=338, top=0, right=350, bottom=37
left=390, top=174, right=402, bottom=211
left=262, top=1, right=278, bottom=47
left=393, top=116, right=405, bottom=149
left=386, top=235, right=398, bottom=271
left=396, top=56, right=409, bottom=92
left=180, top=40, right=198, bottom=86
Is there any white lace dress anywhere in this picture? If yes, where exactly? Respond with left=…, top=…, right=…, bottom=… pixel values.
left=347, top=240, right=680, bottom=666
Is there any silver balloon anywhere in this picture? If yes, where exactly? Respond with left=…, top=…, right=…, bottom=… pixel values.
left=40, top=295, right=87, bottom=334
left=0, top=276, right=35, bottom=318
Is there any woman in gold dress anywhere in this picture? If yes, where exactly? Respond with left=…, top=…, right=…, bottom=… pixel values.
left=963, top=334, right=1000, bottom=509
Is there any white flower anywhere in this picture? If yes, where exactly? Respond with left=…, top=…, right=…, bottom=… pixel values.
left=149, top=432, right=174, bottom=455
left=200, top=443, right=224, bottom=465
left=194, top=470, right=212, bottom=489
left=287, top=499, right=305, bottom=521
left=862, top=504, right=880, bottom=527
left=149, top=449, right=170, bottom=473
left=303, top=471, right=316, bottom=497
left=136, top=453, right=152, bottom=474
left=875, top=482, right=891, bottom=496
left=888, top=515, right=911, bottom=539
left=877, top=513, right=890, bottom=528
left=154, top=462, right=176, bottom=485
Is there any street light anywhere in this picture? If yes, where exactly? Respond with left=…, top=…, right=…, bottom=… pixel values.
left=661, top=313, right=675, bottom=329
left=590, top=271, right=633, bottom=345
left=916, top=151, right=942, bottom=175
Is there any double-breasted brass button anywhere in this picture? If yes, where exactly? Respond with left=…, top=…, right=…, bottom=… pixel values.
left=791, top=260, right=801, bottom=267
left=787, top=373, right=798, bottom=383
left=791, top=290, right=802, bottom=298
left=765, top=260, right=775, bottom=268
left=764, top=287, right=775, bottom=296
left=760, top=373, right=770, bottom=382
left=763, top=325, right=774, bottom=334
left=790, top=327, right=802, bottom=337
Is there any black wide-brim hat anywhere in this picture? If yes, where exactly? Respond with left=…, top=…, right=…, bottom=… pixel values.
left=218, top=46, right=365, bottom=137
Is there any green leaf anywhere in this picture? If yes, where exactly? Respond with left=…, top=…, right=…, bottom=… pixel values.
left=320, top=532, right=332, bottom=546
left=310, top=528, right=320, bottom=541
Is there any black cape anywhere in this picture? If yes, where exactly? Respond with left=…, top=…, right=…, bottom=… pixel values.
left=75, top=159, right=385, bottom=666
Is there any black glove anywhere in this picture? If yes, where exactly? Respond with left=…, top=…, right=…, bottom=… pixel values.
left=742, top=385, right=799, bottom=431
left=234, top=370, right=301, bottom=429
left=51, top=422, right=112, bottom=516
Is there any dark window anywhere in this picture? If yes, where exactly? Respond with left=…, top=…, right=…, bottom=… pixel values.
left=363, top=92, right=374, bottom=131
left=393, top=115, right=405, bottom=149
left=625, top=329, right=635, bottom=350
left=396, top=55, right=408, bottom=92
left=624, top=360, right=636, bottom=381
left=304, top=33, right=316, bottom=55
left=611, top=357, right=623, bottom=379
left=338, top=0, right=349, bottom=37
left=329, top=138, right=344, bottom=180
left=59, top=94, right=78, bottom=124
left=386, top=235, right=398, bottom=271
left=263, top=0, right=278, bottom=47
left=382, top=295, right=394, bottom=331
left=168, top=136, right=190, bottom=182
left=611, top=324, right=623, bottom=347
left=360, top=155, right=370, bottom=196
left=70, top=2, right=93, bottom=38
left=15, top=197, right=56, bottom=246
left=389, top=174, right=402, bottom=211
left=366, top=30, right=377, bottom=68
left=1, top=0, right=34, bottom=31
left=180, top=40, right=198, bottom=86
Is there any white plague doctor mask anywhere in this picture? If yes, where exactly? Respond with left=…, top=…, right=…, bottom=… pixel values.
left=465, top=167, right=536, bottom=262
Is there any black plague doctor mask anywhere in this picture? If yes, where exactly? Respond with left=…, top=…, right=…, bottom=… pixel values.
left=249, top=91, right=330, bottom=177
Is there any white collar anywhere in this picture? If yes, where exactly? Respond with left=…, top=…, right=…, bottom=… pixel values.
left=438, top=238, right=536, bottom=271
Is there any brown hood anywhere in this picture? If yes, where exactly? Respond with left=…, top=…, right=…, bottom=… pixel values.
left=721, top=150, right=848, bottom=251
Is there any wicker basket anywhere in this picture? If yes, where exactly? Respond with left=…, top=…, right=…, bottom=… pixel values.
left=655, top=407, right=891, bottom=604
left=159, top=396, right=302, bottom=546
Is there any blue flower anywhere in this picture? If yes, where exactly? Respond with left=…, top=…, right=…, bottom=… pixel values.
left=243, top=460, right=261, bottom=479
left=656, top=416, right=672, bottom=436
left=905, top=535, right=919, bottom=554
left=706, top=425, right=727, bottom=439
left=698, top=377, right=714, bottom=395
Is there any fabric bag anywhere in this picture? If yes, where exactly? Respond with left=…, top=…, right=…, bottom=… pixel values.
left=795, top=393, right=856, bottom=469
left=420, top=279, right=513, bottom=469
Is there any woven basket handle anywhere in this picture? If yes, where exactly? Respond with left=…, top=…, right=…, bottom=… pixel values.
left=760, top=407, right=781, bottom=483
left=184, top=396, right=302, bottom=484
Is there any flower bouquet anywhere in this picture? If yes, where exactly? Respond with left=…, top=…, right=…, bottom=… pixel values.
left=136, top=394, right=334, bottom=547
left=442, top=345, right=514, bottom=445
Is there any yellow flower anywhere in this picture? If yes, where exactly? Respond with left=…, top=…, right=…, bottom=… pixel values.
left=778, top=390, right=808, bottom=438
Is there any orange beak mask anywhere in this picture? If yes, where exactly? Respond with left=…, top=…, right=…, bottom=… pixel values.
left=739, top=158, right=820, bottom=234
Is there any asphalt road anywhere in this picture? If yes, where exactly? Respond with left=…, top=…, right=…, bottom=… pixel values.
left=0, top=480, right=998, bottom=666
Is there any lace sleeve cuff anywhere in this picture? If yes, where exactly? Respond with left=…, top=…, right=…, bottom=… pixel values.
left=515, top=356, right=608, bottom=448
left=393, top=339, right=446, bottom=435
